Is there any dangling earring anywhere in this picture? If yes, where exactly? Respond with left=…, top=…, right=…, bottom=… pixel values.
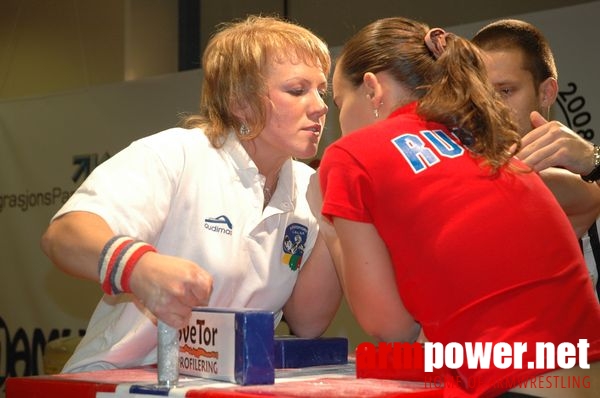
left=240, top=123, right=251, bottom=136
left=545, top=105, right=552, bottom=120
left=373, top=102, right=383, bottom=119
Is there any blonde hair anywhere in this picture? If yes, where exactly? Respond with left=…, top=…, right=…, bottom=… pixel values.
left=181, top=15, right=330, bottom=148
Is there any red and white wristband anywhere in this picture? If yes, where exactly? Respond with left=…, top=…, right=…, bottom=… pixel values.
left=98, top=235, right=156, bottom=295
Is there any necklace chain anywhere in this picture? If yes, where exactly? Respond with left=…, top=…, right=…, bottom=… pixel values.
left=263, top=186, right=274, bottom=203
left=263, top=176, right=279, bottom=205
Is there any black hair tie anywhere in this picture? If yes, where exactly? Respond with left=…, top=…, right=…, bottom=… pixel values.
left=451, top=127, right=475, bottom=147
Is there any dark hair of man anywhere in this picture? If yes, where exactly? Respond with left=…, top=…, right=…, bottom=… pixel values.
left=472, top=19, right=557, bottom=88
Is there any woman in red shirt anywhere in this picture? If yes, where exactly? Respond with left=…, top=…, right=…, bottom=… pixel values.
left=319, top=16, right=600, bottom=397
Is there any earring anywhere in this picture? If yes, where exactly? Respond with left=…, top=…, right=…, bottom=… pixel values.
left=240, top=123, right=251, bottom=136
left=373, top=102, right=383, bottom=119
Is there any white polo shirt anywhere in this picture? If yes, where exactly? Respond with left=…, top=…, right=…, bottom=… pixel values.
left=55, top=128, right=318, bottom=372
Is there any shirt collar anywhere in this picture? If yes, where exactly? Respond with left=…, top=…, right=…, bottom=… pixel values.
left=222, top=131, right=296, bottom=212
left=388, top=101, right=419, bottom=119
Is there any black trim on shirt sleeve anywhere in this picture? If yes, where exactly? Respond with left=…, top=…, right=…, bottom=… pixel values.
left=585, top=220, right=600, bottom=297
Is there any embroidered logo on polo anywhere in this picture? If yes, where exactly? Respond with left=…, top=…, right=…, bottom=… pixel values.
left=281, top=223, right=308, bottom=271
left=204, top=215, right=233, bottom=235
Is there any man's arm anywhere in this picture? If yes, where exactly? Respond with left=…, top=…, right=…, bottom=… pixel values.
left=539, top=167, right=600, bottom=237
left=519, top=111, right=596, bottom=175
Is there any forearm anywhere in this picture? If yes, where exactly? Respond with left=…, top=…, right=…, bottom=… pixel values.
left=283, top=234, right=342, bottom=337
left=41, top=210, right=214, bottom=328
left=344, top=267, right=420, bottom=343
left=334, top=219, right=420, bottom=343
left=316, top=219, right=345, bottom=286
left=540, top=168, right=600, bottom=237
left=40, top=211, right=114, bottom=281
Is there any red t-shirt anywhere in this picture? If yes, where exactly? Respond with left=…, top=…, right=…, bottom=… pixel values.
left=320, top=102, right=600, bottom=397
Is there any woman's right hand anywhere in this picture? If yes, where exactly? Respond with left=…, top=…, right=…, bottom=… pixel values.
left=41, top=211, right=214, bottom=330
left=129, top=252, right=213, bottom=329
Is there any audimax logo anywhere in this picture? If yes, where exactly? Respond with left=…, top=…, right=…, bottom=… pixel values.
left=204, top=215, right=233, bottom=235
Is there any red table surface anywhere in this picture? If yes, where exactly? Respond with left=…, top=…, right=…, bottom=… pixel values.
left=6, top=366, right=443, bottom=398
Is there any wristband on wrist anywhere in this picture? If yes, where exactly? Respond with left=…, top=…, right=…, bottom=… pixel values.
left=98, top=235, right=157, bottom=295
left=581, top=144, right=600, bottom=182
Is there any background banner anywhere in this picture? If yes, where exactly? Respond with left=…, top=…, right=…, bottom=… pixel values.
left=0, top=69, right=202, bottom=394
left=1, top=2, right=598, bottom=396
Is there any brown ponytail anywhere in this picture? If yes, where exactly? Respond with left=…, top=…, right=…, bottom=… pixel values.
left=336, top=17, right=522, bottom=173
left=417, top=33, right=521, bottom=172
